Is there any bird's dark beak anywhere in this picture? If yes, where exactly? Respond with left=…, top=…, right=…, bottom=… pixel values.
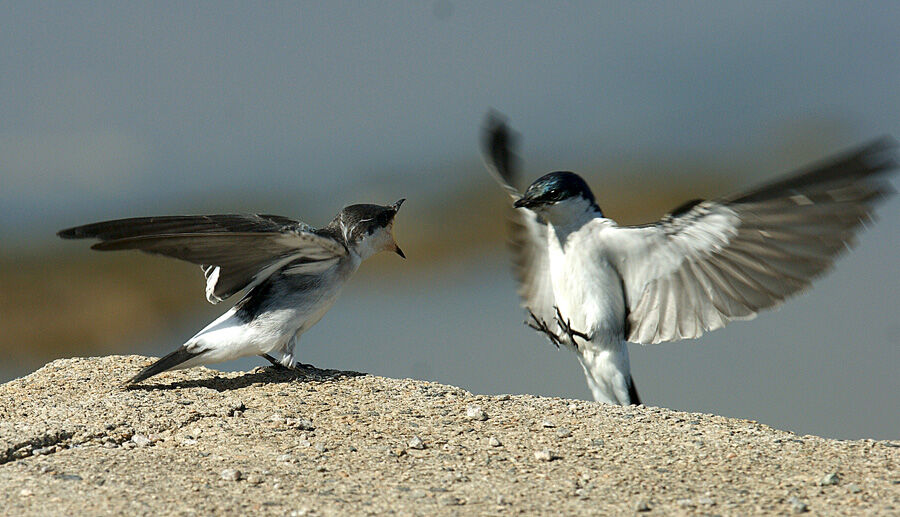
left=391, top=198, right=406, bottom=212
left=394, top=246, right=406, bottom=259
left=514, top=196, right=538, bottom=209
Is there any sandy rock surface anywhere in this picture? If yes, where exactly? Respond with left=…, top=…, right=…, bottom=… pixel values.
left=0, top=356, right=897, bottom=516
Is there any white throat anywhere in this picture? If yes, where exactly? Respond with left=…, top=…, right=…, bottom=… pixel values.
left=538, top=196, right=600, bottom=238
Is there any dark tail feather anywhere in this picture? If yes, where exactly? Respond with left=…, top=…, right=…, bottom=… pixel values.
left=129, top=346, right=201, bottom=384
left=627, top=377, right=641, bottom=405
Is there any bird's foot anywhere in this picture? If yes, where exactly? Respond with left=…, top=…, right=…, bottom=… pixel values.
left=554, top=306, right=591, bottom=342
left=525, top=309, right=562, bottom=348
left=261, top=354, right=317, bottom=373
left=261, top=354, right=287, bottom=369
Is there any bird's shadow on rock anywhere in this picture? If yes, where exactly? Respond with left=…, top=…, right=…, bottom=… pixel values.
left=124, top=365, right=365, bottom=392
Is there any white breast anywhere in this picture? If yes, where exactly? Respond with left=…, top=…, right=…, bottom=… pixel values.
left=547, top=222, right=627, bottom=347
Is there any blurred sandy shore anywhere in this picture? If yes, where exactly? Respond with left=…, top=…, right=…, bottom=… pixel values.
left=1, top=356, right=897, bottom=515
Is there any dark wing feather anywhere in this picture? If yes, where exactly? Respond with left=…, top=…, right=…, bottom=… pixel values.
left=481, top=110, right=526, bottom=199
left=602, top=137, right=896, bottom=344
left=58, top=214, right=304, bottom=240
left=59, top=214, right=346, bottom=304
left=481, top=112, right=558, bottom=336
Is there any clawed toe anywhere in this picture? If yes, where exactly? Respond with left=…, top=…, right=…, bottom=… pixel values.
left=525, top=309, right=562, bottom=348
left=554, top=307, right=591, bottom=342
left=261, top=354, right=316, bottom=372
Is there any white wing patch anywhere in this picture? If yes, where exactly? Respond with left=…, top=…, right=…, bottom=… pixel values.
left=204, top=265, right=223, bottom=304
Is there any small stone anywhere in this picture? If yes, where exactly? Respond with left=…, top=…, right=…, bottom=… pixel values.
left=489, top=436, right=502, bottom=447
left=131, top=434, right=151, bottom=447
left=636, top=500, right=652, bottom=512
left=298, top=440, right=311, bottom=448
left=556, top=427, right=572, bottom=439
left=410, top=489, right=427, bottom=499
left=541, top=419, right=556, bottom=428
left=847, top=483, right=862, bottom=494
left=408, top=436, right=425, bottom=450
left=534, top=449, right=555, bottom=461
left=788, top=496, right=808, bottom=513
left=227, top=400, right=246, bottom=416
left=19, top=488, right=34, bottom=497
left=314, top=443, right=327, bottom=453
left=246, top=474, right=264, bottom=485
left=439, top=495, right=462, bottom=506
left=819, top=472, right=840, bottom=486
left=276, top=454, right=293, bottom=463
left=497, top=394, right=511, bottom=401
left=295, top=419, right=315, bottom=431
left=677, top=498, right=694, bottom=507
left=220, top=469, right=242, bottom=481
left=698, top=496, right=715, bottom=506
left=33, top=446, right=54, bottom=456
left=269, top=413, right=286, bottom=424
left=466, top=405, right=487, bottom=421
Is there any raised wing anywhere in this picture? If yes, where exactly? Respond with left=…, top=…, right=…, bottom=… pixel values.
left=600, top=138, right=897, bottom=344
left=58, top=214, right=347, bottom=304
left=482, top=112, right=558, bottom=335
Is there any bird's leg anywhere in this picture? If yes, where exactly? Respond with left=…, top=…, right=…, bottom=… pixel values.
left=525, top=309, right=562, bottom=348
left=554, top=306, right=591, bottom=342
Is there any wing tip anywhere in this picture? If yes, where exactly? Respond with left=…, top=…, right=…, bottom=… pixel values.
left=57, top=226, right=87, bottom=239
left=481, top=109, right=521, bottom=188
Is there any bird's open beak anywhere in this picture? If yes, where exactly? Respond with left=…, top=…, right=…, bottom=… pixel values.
left=390, top=199, right=405, bottom=258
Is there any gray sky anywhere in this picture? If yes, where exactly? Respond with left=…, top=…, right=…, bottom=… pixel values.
left=2, top=2, right=899, bottom=233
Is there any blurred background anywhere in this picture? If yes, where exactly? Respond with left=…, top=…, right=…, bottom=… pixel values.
left=1, top=2, right=898, bottom=440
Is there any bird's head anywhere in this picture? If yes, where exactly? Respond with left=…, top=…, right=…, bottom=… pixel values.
left=337, top=199, right=406, bottom=260
left=514, top=172, right=599, bottom=220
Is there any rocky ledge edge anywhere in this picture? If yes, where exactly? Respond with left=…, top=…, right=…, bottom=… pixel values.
left=0, top=356, right=897, bottom=516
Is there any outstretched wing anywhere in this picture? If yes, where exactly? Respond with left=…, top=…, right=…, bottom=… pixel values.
left=59, top=214, right=348, bottom=304
left=481, top=112, right=557, bottom=333
left=598, top=138, right=897, bottom=344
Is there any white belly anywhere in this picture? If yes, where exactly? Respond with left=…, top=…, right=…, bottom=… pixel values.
left=547, top=223, right=634, bottom=405
left=547, top=229, right=627, bottom=345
